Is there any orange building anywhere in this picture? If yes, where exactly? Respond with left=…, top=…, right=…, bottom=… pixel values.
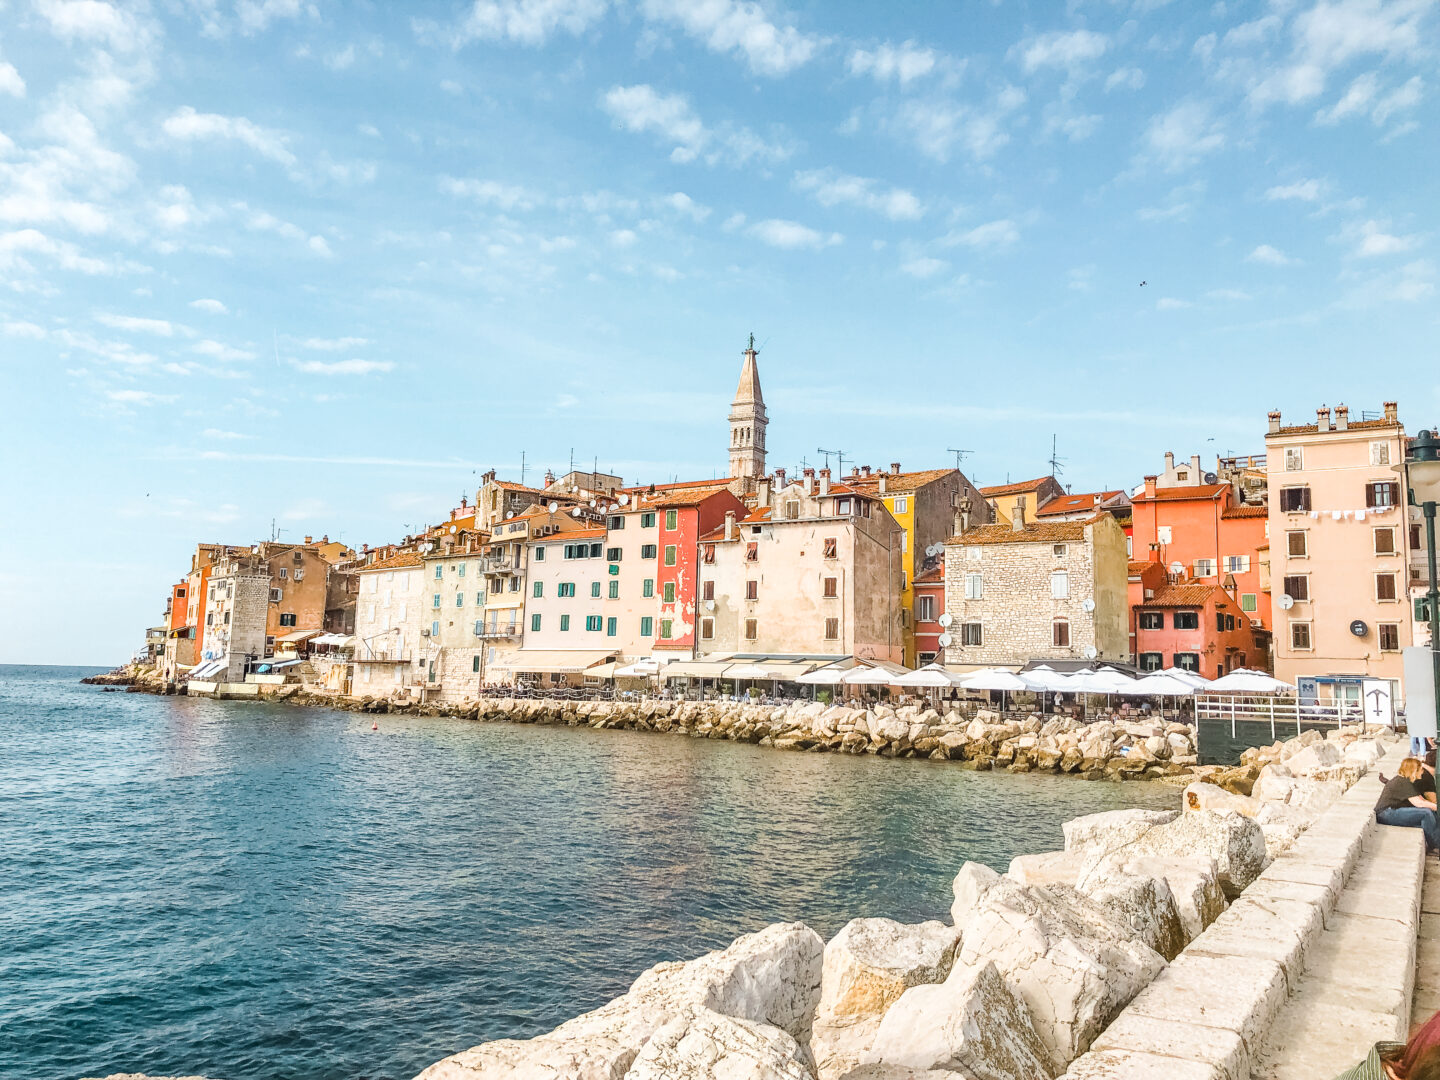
left=1132, top=579, right=1260, bottom=678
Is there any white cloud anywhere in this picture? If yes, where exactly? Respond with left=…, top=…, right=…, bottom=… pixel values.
left=1373, top=75, right=1423, bottom=123
left=300, top=336, right=369, bottom=350
left=1266, top=178, right=1324, bottom=201
left=747, top=219, right=842, bottom=250
left=895, top=89, right=1024, bottom=162
left=1155, top=297, right=1193, bottom=310
left=659, top=192, right=710, bottom=221
left=202, top=427, right=252, bottom=439
left=1014, top=29, right=1108, bottom=72
left=1247, top=243, right=1296, bottom=265
left=237, top=0, right=306, bottom=34
left=293, top=358, right=395, bottom=375
left=447, top=0, right=607, bottom=46
left=600, top=84, right=785, bottom=166
left=439, top=177, right=543, bottom=211
left=1354, top=219, right=1420, bottom=256
left=1224, top=14, right=1282, bottom=47
left=34, top=0, right=148, bottom=52
left=900, top=256, right=947, bottom=278
left=307, top=235, right=333, bottom=256
left=609, top=228, right=637, bottom=247
left=0, top=228, right=115, bottom=274
left=193, top=339, right=258, bottom=362
left=96, top=313, right=178, bottom=336
left=1315, top=70, right=1380, bottom=122
left=1104, top=66, right=1146, bottom=92
left=162, top=107, right=297, bottom=170
left=52, top=329, right=156, bottom=365
left=793, top=169, right=924, bottom=221
left=1143, top=100, right=1225, bottom=171
left=190, top=298, right=228, bottom=314
left=1320, top=72, right=1426, bottom=126
left=847, top=41, right=938, bottom=85
left=106, top=388, right=176, bottom=405
left=639, top=0, right=821, bottom=76
left=946, top=218, right=1019, bottom=250
left=3, top=320, right=47, bottom=338
left=0, top=62, right=24, bottom=98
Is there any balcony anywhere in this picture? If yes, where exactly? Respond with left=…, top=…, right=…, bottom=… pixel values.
left=477, top=624, right=519, bottom=639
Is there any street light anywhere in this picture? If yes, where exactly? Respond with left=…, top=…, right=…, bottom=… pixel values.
left=1398, top=429, right=1440, bottom=739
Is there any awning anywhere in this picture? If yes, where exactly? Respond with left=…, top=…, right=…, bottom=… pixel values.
left=662, top=659, right=739, bottom=678
left=614, top=659, right=663, bottom=677
left=186, top=659, right=225, bottom=679
left=724, top=660, right=819, bottom=680
left=312, top=634, right=355, bottom=647
left=585, top=662, right=619, bottom=680
left=168, top=625, right=194, bottom=638
left=277, top=630, right=321, bottom=643
left=493, top=649, right=616, bottom=674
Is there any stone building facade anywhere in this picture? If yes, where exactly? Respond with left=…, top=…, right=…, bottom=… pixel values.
left=942, top=506, right=1129, bottom=668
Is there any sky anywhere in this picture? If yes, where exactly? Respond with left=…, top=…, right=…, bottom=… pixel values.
left=0, top=0, right=1436, bottom=663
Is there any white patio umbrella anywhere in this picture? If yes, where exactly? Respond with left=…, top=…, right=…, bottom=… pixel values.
left=796, top=666, right=849, bottom=685
left=1064, top=667, right=1136, bottom=715
left=724, top=663, right=779, bottom=680
left=840, top=665, right=900, bottom=686
left=1161, top=667, right=1211, bottom=689
left=1124, top=672, right=1197, bottom=696
left=960, top=668, right=1027, bottom=712
left=1205, top=668, right=1296, bottom=694
left=893, top=664, right=965, bottom=688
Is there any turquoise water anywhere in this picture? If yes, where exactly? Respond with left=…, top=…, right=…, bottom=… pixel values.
left=0, top=665, right=1176, bottom=1080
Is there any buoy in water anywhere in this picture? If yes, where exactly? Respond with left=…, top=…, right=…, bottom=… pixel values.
left=372, top=723, right=378, bottom=731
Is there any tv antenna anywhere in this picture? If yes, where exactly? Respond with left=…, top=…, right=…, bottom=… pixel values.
left=1048, top=435, right=1066, bottom=478
left=947, top=448, right=972, bottom=471
left=817, top=447, right=848, bottom=474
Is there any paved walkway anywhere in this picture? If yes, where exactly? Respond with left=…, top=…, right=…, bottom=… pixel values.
left=1413, top=856, right=1440, bottom=1028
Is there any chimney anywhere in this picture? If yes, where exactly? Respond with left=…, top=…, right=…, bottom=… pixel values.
left=756, top=477, right=771, bottom=507
left=362, top=543, right=370, bottom=554
left=862, top=466, right=872, bottom=477
left=774, top=467, right=786, bottom=486
left=953, top=511, right=964, bottom=537
left=1164, top=451, right=1175, bottom=473
left=724, top=510, right=737, bottom=541
left=818, top=468, right=831, bottom=496
left=1011, top=498, right=1026, bottom=532
left=891, top=461, right=901, bottom=475
left=1143, top=474, right=1157, bottom=499
left=544, top=469, right=555, bottom=488
left=1268, top=410, right=1282, bottom=434
left=1334, top=404, right=1349, bottom=431
left=878, top=472, right=888, bottom=494
left=304, top=535, right=313, bottom=545
left=1190, top=455, right=1201, bottom=479
left=803, top=467, right=816, bottom=495
left=321, top=535, right=329, bottom=544
left=1148, top=541, right=1162, bottom=564
left=1316, top=405, right=1330, bottom=432
left=1384, top=400, right=1398, bottom=423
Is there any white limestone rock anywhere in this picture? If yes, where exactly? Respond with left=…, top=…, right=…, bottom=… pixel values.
left=1282, top=740, right=1341, bottom=776
left=811, top=918, right=962, bottom=1080
left=1061, top=809, right=1179, bottom=858
left=1253, top=800, right=1317, bottom=858
left=862, top=960, right=1055, bottom=1079
left=1008, top=850, right=1085, bottom=888
left=948, top=863, right=1167, bottom=1072
left=624, top=1007, right=812, bottom=1080
left=1081, top=855, right=1225, bottom=945
left=835, top=1067, right=955, bottom=1080
left=1182, top=782, right=1262, bottom=818
left=1074, top=865, right=1187, bottom=961
left=1090, top=809, right=1267, bottom=899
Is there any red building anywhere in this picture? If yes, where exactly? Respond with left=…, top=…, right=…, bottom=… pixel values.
left=1132, top=580, right=1260, bottom=678
left=912, top=562, right=946, bottom=664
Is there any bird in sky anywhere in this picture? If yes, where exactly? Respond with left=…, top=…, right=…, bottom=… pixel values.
left=1139, top=280, right=1147, bottom=286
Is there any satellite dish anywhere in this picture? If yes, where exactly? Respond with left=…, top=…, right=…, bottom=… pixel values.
left=938, top=632, right=953, bottom=648
left=704, top=599, right=715, bottom=611
left=450, top=525, right=457, bottom=534
left=1082, top=645, right=1098, bottom=660
left=1169, top=561, right=1184, bottom=576
left=589, top=499, right=597, bottom=507
left=619, top=493, right=630, bottom=506
left=937, top=612, right=953, bottom=628
left=1204, top=472, right=1218, bottom=484
left=1081, top=598, right=1095, bottom=612
left=1278, top=594, right=1295, bottom=610
left=571, top=507, right=582, bottom=517
left=505, top=512, right=514, bottom=519
left=548, top=501, right=558, bottom=513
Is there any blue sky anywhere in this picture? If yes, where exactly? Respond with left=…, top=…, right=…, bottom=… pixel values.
left=0, top=0, right=1436, bottom=663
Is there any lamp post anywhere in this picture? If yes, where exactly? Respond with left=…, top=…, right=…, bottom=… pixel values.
left=1401, top=429, right=1440, bottom=737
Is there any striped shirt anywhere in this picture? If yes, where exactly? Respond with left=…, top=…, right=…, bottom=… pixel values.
left=1332, top=1043, right=1401, bottom=1080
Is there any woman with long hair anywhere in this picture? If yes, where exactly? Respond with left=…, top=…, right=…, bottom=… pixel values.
left=1375, top=757, right=1440, bottom=852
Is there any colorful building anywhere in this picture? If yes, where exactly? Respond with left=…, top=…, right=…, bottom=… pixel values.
left=980, top=475, right=1065, bottom=526
left=1131, top=577, right=1260, bottom=678
left=912, top=561, right=946, bottom=665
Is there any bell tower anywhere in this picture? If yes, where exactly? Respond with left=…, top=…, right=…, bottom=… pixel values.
left=728, top=334, right=767, bottom=487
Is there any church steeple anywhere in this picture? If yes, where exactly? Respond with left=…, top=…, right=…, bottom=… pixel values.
left=728, top=334, right=767, bottom=487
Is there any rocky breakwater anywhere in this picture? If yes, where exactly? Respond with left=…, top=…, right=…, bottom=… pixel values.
left=410, top=728, right=1396, bottom=1080
left=340, top=694, right=1215, bottom=781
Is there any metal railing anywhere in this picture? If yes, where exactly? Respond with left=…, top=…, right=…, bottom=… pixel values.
left=1196, top=694, right=1370, bottom=741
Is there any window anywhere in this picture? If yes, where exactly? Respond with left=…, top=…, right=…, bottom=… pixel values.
left=893, top=496, right=908, bottom=514
left=642, top=544, right=658, bottom=559
left=431, top=620, right=440, bottom=637
left=1376, top=572, right=1398, bottom=601
left=273, top=611, right=295, bottom=628
left=473, top=655, right=481, bottom=672
left=1174, top=611, right=1199, bottom=630
left=1290, top=621, right=1312, bottom=650
left=606, top=547, right=622, bottom=562
left=1282, top=575, right=1309, bottom=602
left=1372, top=441, right=1392, bottom=466
left=824, top=577, right=838, bottom=599
left=1375, top=528, right=1397, bottom=555
left=836, top=497, right=852, bottom=515
left=917, top=594, right=935, bottom=621
left=701, top=544, right=714, bottom=564
left=784, top=501, right=800, bottom=519
left=1287, top=531, right=1308, bottom=557
left=477, top=592, right=485, bottom=606
left=558, top=582, right=576, bottom=597
left=1414, top=525, right=1425, bottom=551
left=589, top=542, right=602, bottom=558
left=823, top=537, right=837, bottom=559
left=607, top=515, right=624, bottom=531
left=1241, top=593, right=1257, bottom=612
left=1193, top=559, right=1215, bottom=578
left=458, top=563, right=466, bottom=577
left=692, top=616, right=707, bottom=639
left=278, top=567, right=289, bottom=579
left=665, top=510, right=678, bottom=530
left=560, top=614, right=570, bottom=631
left=590, top=581, right=601, bottom=597
left=1174, top=652, right=1200, bottom=671
left=1053, top=544, right=1068, bottom=557
left=1367, top=481, right=1401, bottom=508
left=1417, top=597, right=1433, bottom=624
left=663, top=582, right=676, bottom=603
left=585, top=615, right=602, bottom=632
left=176, top=588, right=185, bottom=597
left=509, top=578, right=520, bottom=592
left=1284, top=446, right=1304, bottom=471
left=964, top=572, right=983, bottom=600
left=745, top=543, right=758, bottom=562
left=608, top=581, right=619, bottom=599
left=825, top=617, right=839, bottom=639
left=456, top=593, right=465, bottom=608
left=640, top=512, right=656, bottom=528
left=432, top=593, right=442, bottom=608
left=531, top=613, right=542, bottom=632
left=1139, top=652, right=1163, bottom=671
left=532, top=581, right=543, bottom=598
left=701, top=580, right=714, bottom=601
left=665, top=545, right=678, bottom=566
left=1051, top=571, right=1069, bottom=599
left=269, top=588, right=283, bottom=602
left=1223, top=555, right=1250, bottom=573
left=961, top=622, right=983, bottom=646
left=745, top=580, right=758, bottom=600
left=1380, top=623, right=1401, bottom=651
left=606, top=617, right=617, bottom=637
left=1216, top=612, right=1226, bottom=632
left=1139, top=611, right=1164, bottom=630
left=743, top=618, right=757, bottom=640
left=1226, top=613, right=1236, bottom=631
left=642, top=579, right=654, bottom=598
left=434, top=566, right=443, bottom=580
left=1052, top=619, right=1071, bottom=647
left=641, top=616, right=653, bottom=637
left=661, top=618, right=674, bottom=639
left=534, top=548, right=545, bottom=561
left=1280, top=487, right=1312, bottom=513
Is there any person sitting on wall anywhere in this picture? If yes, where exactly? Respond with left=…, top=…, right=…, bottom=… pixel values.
left=1375, top=757, right=1440, bottom=852
left=1333, top=1007, right=1440, bottom=1078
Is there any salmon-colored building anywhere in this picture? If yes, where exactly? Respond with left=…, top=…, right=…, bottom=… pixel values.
left=1131, top=578, right=1260, bottom=678
left=912, top=561, right=946, bottom=664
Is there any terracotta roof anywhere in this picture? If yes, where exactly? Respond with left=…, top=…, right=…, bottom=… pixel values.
left=947, top=518, right=1093, bottom=546
left=492, top=480, right=551, bottom=495
left=622, top=477, right=733, bottom=495
left=913, top=564, right=944, bottom=584
left=1035, top=490, right=1126, bottom=517
left=845, top=467, right=955, bottom=495
left=646, top=487, right=734, bottom=509
left=1127, top=560, right=1154, bottom=575
left=1268, top=418, right=1399, bottom=437
left=1144, top=584, right=1223, bottom=608
left=1221, top=505, right=1269, bottom=519
left=979, top=476, right=1055, bottom=498
left=1131, top=483, right=1229, bottom=504
left=357, top=551, right=424, bottom=572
